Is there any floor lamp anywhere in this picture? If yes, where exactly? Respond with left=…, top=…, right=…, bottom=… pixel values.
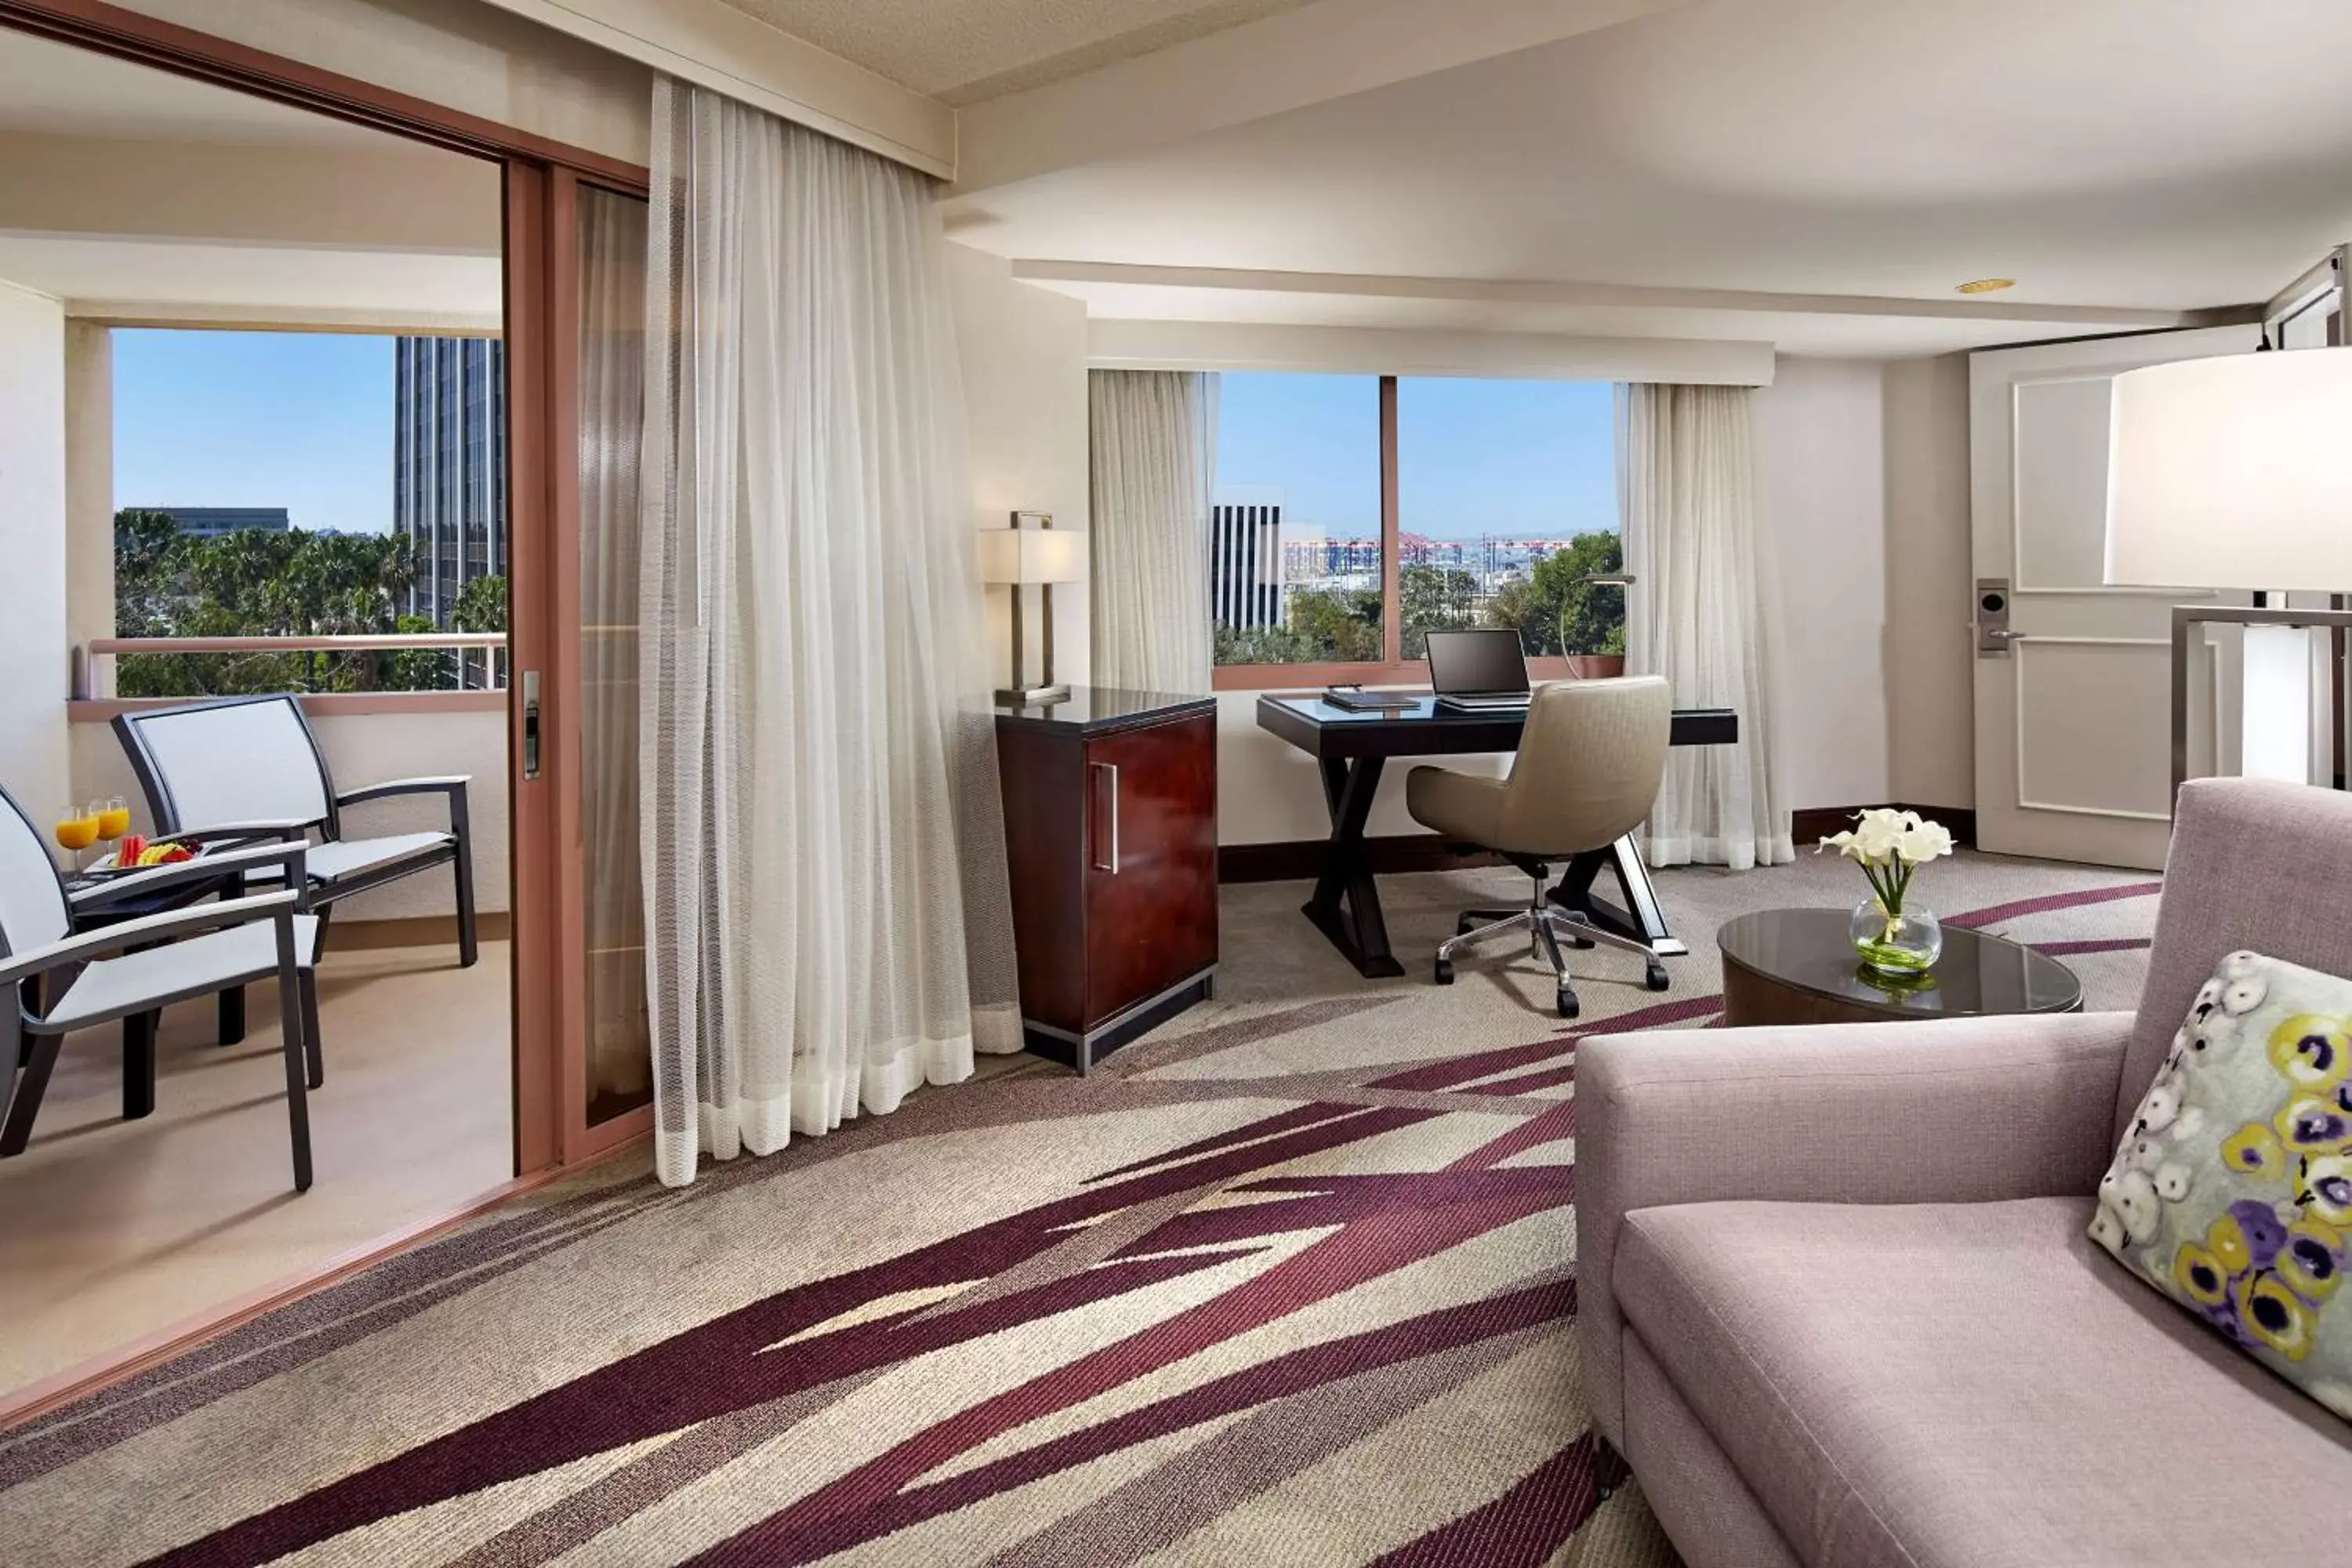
left=2105, top=347, right=2352, bottom=794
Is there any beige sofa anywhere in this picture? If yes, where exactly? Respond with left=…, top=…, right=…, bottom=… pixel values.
left=1579, top=778, right=2352, bottom=1567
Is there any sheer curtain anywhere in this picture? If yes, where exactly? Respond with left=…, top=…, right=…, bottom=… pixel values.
left=639, top=77, right=1021, bottom=1189
left=1089, top=368, right=1217, bottom=691
left=1619, top=383, right=1794, bottom=870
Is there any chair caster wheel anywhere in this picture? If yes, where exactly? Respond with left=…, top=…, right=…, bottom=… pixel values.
left=1566, top=930, right=1595, bottom=949
left=1557, top=987, right=1581, bottom=1020
left=1435, top=956, right=1455, bottom=985
left=1645, top=963, right=1670, bottom=992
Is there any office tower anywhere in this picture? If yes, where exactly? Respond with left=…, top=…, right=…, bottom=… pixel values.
left=1210, top=499, right=1284, bottom=630
left=393, top=336, right=506, bottom=628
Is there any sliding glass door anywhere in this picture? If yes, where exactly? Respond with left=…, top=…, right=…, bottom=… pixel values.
left=573, top=183, right=653, bottom=1137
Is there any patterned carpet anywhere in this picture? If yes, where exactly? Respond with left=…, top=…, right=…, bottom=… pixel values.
left=0, top=851, right=2161, bottom=1567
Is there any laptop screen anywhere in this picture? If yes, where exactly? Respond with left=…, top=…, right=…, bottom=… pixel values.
left=1424, top=628, right=1531, bottom=697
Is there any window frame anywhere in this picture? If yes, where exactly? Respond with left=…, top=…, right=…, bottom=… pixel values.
left=1208, top=373, right=1626, bottom=691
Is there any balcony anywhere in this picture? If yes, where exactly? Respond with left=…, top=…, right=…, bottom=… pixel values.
left=5, top=633, right=519, bottom=1392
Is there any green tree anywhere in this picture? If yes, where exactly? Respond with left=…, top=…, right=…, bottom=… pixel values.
left=111, top=513, right=472, bottom=697
left=1283, top=585, right=1382, bottom=662
left=1478, top=531, right=1626, bottom=656
left=451, top=573, right=507, bottom=689
left=1398, top=564, right=1478, bottom=658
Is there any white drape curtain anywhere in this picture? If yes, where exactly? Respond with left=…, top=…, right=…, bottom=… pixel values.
left=639, top=77, right=1021, bottom=1189
left=1620, top=382, right=1794, bottom=870
left=1089, top=369, right=1217, bottom=691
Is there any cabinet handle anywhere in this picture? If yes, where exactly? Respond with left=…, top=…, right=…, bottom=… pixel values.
left=1091, top=761, right=1120, bottom=874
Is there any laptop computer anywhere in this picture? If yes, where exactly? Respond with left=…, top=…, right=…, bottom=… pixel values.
left=1425, top=627, right=1533, bottom=711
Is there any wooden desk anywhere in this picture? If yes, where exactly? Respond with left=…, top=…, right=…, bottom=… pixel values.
left=1255, top=694, right=1739, bottom=978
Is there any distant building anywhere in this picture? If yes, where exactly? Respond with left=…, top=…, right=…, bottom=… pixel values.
left=1210, top=499, right=1284, bottom=630
left=159, top=506, right=289, bottom=537
left=393, top=336, right=506, bottom=626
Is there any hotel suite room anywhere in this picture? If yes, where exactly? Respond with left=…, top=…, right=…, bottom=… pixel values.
left=2, top=1, right=2351, bottom=1565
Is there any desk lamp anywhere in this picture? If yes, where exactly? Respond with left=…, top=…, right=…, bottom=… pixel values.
left=980, top=511, right=1083, bottom=706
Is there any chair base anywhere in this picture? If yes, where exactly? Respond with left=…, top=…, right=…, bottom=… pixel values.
left=1435, top=870, right=1669, bottom=1018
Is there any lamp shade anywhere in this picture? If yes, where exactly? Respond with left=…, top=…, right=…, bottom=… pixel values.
left=978, top=526, right=1084, bottom=585
left=2106, top=347, right=2352, bottom=592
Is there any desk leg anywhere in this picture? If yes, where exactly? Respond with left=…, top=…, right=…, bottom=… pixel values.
left=1301, top=756, right=1403, bottom=979
left=1548, top=835, right=1690, bottom=959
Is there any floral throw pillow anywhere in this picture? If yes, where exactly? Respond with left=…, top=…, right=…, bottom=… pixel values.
left=2092, top=949, right=2352, bottom=1421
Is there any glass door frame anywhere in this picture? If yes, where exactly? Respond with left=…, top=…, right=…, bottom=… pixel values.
left=0, top=0, right=652, bottom=1180
left=535, top=168, right=656, bottom=1163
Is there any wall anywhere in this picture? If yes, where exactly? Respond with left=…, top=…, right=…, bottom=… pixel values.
left=0, top=133, right=503, bottom=259
left=1882, top=354, right=1975, bottom=811
left=946, top=244, right=1093, bottom=691
left=68, top=707, right=510, bottom=920
left=0, top=281, right=70, bottom=818
left=1754, top=356, right=1892, bottom=811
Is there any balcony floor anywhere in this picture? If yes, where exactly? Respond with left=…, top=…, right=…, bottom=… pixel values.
left=0, top=939, right=513, bottom=1395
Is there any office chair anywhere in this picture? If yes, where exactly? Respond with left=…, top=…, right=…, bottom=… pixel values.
left=1407, top=675, right=1673, bottom=1019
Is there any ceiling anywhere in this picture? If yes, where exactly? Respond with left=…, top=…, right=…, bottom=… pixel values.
left=720, top=0, right=1316, bottom=104
left=0, top=30, right=396, bottom=147
left=924, top=0, right=2352, bottom=356
left=0, top=29, right=498, bottom=328
left=0, top=238, right=503, bottom=330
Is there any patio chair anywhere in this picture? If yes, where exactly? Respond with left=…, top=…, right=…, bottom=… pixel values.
left=113, top=695, right=477, bottom=966
left=1, top=786, right=322, bottom=1190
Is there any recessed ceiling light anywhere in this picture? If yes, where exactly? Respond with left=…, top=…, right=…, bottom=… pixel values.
left=1957, top=278, right=2017, bottom=294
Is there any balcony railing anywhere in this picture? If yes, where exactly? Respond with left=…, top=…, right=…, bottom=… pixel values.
left=76, top=633, right=509, bottom=709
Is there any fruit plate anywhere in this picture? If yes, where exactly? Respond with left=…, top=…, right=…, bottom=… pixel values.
left=82, top=841, right=207, bottom=877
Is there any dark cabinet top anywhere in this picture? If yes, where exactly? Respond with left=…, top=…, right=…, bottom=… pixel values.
left=993, top=685, right=1216, bottom=737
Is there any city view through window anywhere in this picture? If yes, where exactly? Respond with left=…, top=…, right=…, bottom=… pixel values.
left=1211, top=372, right=1624, bottom=667
left=111, top=328, right=506, bottom=697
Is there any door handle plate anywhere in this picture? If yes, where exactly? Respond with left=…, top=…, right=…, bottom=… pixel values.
left=1976, top=579, right=2016, bottom=656
left=521, top=669, right=542, bottom=779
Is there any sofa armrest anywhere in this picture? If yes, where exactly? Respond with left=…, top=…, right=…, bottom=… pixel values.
left=1577, top=1009, right=2136, bottom=1450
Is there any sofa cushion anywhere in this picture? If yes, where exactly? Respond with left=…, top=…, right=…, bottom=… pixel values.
left=2093, top=949, right=2352, bottom=1422
left=1614, top=1196, right=2352, bottom=1568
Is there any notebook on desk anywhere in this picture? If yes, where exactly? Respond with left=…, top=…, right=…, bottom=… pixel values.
left=1321, top=686, right=1422, bottom=712
left=1425, top=628, right=1533, bottom=711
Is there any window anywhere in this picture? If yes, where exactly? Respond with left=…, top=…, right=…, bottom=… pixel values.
left=1208, top=372, right=1621, bottom=685
left=1211, top=373, right=1384, bottom=666
left=107, top=328, right=508, bottom=697
left=1396, top=376, right=1623, bottom=659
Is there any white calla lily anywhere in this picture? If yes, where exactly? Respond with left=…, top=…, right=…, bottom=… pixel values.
left=1814, top=807, right=1955, bottom=916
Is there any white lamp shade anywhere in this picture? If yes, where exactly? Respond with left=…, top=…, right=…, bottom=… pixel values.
left=978, top=526, right=1084, bottom=585
left=2106, top=347, right=2352, bottom=592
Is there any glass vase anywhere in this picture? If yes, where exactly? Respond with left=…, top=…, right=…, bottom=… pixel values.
left=1850, top=899, right=1942, bottom=975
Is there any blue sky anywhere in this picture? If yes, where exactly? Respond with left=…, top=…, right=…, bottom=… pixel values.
left=111, top=340, right=1619, bottom=543
left=114, top=329, right=394, bottom=534
left=1214, top=372, right=1617, bottom=539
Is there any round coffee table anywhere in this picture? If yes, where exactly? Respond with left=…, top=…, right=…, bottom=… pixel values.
left=1716, top=907, right=2084, bottom=1027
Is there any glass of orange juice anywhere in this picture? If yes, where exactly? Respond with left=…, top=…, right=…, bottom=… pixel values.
left=54, top=804, right=100, bottom=870
left=97, top=796, right=131, bottom=846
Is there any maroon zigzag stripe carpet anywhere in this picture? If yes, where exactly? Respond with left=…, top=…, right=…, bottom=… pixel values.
left=0, top=856, right=2160, bottom=1566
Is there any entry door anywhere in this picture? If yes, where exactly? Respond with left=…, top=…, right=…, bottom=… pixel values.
left=1969, top=325, right=2259, bottom=869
